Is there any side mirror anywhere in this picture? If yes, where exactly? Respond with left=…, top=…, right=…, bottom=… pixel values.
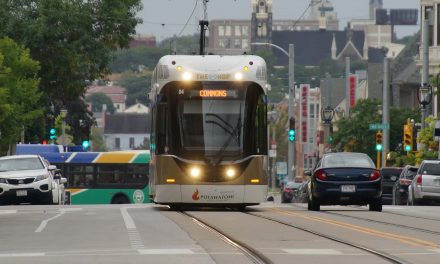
left=304, top=170, right=312, bottom=176
left=61, top=178, right=67, bottom=184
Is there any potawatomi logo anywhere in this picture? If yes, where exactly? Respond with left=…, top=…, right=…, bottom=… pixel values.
left=192, top=189, right=200, bottom=200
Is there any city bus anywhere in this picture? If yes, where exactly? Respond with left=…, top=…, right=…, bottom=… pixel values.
left=16, top=145, right=150, bottom=204
left=149, top=54, right=269, bottom=210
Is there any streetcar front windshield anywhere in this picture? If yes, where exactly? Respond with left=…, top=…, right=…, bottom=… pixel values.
left=181, top=99, right=243, bottom=157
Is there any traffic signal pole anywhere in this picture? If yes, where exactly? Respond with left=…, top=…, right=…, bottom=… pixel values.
left=288, top=44, right=295, bottom=181
left=382, top=57, right=390, bottom=167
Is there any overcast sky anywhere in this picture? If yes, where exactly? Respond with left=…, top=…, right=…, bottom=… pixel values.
left=137, top=0, right=420, bottom=41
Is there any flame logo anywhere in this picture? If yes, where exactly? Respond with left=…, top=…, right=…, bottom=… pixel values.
left=192, top=189, right=200, bottom=200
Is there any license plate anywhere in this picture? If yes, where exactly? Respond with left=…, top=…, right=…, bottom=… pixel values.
left=16, top=190, right=27, bottom=197
left=341, top=185, right=356, bottom=193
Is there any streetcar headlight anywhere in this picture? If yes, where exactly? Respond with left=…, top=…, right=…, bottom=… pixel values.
left=183, top=72, right=192, bottom=81
left=234, top=72, right=243, bottom=81
left=189, top=167, right=201, bottom=178
left=225, top=168, right=236, bottom=178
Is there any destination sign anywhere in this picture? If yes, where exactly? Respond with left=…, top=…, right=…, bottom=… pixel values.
left=189, top=90, right=237, bottom=98
left=195, top=73, right=231, bottom=81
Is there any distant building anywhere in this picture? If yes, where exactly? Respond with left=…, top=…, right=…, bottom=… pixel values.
left=104, top=113, right=150, bottom=151
left=86, top=85, right=127, bottom=112
left=208, top=0, right=339, bottom=55
left=124, top=102, right=150, bottom=114
left=130, top=34, right=156, bottom=48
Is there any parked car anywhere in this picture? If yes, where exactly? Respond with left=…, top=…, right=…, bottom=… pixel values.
left=281, top=181, right=302, bottom=203
left=392, top=165, right=418, bottom=205
left=408, top=160, right=440, bottom=205
left=380, top=167, right=403, bottom=205
left=306, top=152, right=382, bottom=211
left=0, top=155, right=67, bottom=205
left=295, top=181, right=309, bottom=203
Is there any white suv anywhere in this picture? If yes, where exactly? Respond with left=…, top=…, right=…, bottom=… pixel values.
left=0, top=155, right=67, bottom=205
left=408, top=160, right=440, bottom=205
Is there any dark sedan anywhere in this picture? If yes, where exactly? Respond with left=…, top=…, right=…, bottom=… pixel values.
left=392, top=165, right=418, bottom=205
left=380, top=167, right=403, bottom=205
left=306, top=152, right=382, bottom=212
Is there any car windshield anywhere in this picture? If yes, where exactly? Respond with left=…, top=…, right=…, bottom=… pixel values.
left=285, top=181, right=302, bottom=189
left=421, top=163, right=440, bottom=175
left=323, top=153, right=374, bottom=168
left=380, top=168, right=403, bottom=180
left=0, top=157, right=44, bottom=171
left=403, top=167, right=418, bottom=179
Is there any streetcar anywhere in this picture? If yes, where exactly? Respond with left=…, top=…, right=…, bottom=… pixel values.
left=149, top=55, right=269, bottom=209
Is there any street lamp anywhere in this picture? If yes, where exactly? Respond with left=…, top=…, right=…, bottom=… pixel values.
left=417, top=83, right=432, bottom=129
left=321, top=106, right=335, bottom=124
left=251, top=42, right=295, bottom=181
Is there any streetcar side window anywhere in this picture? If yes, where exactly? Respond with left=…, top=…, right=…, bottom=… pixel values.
left=256, top=96, right=267, bottom=155
left=156, top=103, right=168, bottom=154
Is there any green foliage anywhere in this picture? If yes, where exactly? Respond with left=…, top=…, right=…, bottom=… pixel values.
left=54, top=115, right=73, bottom=146
left=0, top=0, right=142, bottom=141
left=110, top=46, right=168, bottom=73
left=332, top=99, right=418, bottom=163
left=0, top=37, right=42, bottom=153
left=119, top=70, right=152, bottom=106
left=86, top=93, right=116, bottom=114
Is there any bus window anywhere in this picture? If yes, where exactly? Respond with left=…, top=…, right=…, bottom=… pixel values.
left=97, top=164, right=127, bottom=184
left=68, top=165, right=94, bottom=188
left=126, top=165, right=149, bottom=184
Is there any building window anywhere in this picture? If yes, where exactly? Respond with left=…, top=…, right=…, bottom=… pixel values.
left=235, top=25, right=241, bottom=36
left=219, top=38, right=230, bottom=48
left=129, top=137, right=135, bottom=149
left=115, top=138, right=120, bottom=149
left=218, top=25, right=224, bottom=36
left=242, top=26, right=249, bottom=36
left=242, top=39, right=249, bottom=50
left=225, top=25, right=231, bottom=36
left=234, top=39, right=241, bottom=49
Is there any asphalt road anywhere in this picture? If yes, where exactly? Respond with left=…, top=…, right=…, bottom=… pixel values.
left=1, top=200, right=440, bottom=264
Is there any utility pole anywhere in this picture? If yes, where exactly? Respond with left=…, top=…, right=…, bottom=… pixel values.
left=421, top=18, right=430, bottom=129
left=382, top=57, right=390, bottom=167
left=345, top=57, right=351, bottom=116
left=288, top=44, right=295, bottom=181
left=199, top=0, right=209, bottom=55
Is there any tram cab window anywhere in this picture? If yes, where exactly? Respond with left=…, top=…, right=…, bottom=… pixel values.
left=156, top=103, right=168, bottom=154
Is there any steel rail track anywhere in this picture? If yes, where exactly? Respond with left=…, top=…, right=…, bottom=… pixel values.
left=179, top=211, right=272, bottom=264
left=245, top=210, right=410, bottom=264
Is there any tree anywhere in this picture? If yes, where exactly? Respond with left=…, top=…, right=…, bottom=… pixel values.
left=110, top=46, right=168, bottom=73
left=159, top=34, right=201, bottom=55
left=0, top=0, right=142, bottom=142
left=0, top=37, right=42, bottom=154
left=119, top=70, right=152, bottom=107
left=332, top=99, right=420, bottom=163
left=86, top=93, right=116, bottom=114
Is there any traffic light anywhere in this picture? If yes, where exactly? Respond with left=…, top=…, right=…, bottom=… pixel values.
left=80, top=122, right=90, bottom=151
left=49, top=128, right=57, bottom=140
left=375, top=131, right=383, bottom=151
left=403, top=124, right=413, bottom=152
left=288, top=117, right=296, bottom=142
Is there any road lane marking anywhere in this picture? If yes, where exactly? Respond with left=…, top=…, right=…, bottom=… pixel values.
left=272, top=208, right=440, bottom=249
left=138, top=249, right=194, bottom=255
left=35, top=208, right=82, bottom=233
left=120, top=207, right=136, bottom=229
left=282, top=249, right=342, bottom=255
left=121, top=207, right=145, bottom=250
left=0, top=253, right=45, bottom=257
left=0, top=210, right=17, bottom=214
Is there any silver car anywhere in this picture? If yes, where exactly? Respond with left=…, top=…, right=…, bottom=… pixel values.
left=408, top=160, right=440, bottom=205
left=0, top=155, right=67, bottom=205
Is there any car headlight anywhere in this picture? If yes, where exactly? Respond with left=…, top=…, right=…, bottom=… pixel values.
left=0, top=178, right=7, bottom=184
left=35, top=174, right=50, bottom=182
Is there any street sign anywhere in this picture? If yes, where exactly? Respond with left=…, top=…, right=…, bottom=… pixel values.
left=369, top=123, right=390, bottom=130
left=269, top=149, right=277, bottom=158
left=276, top=162, right=287, bottom=175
